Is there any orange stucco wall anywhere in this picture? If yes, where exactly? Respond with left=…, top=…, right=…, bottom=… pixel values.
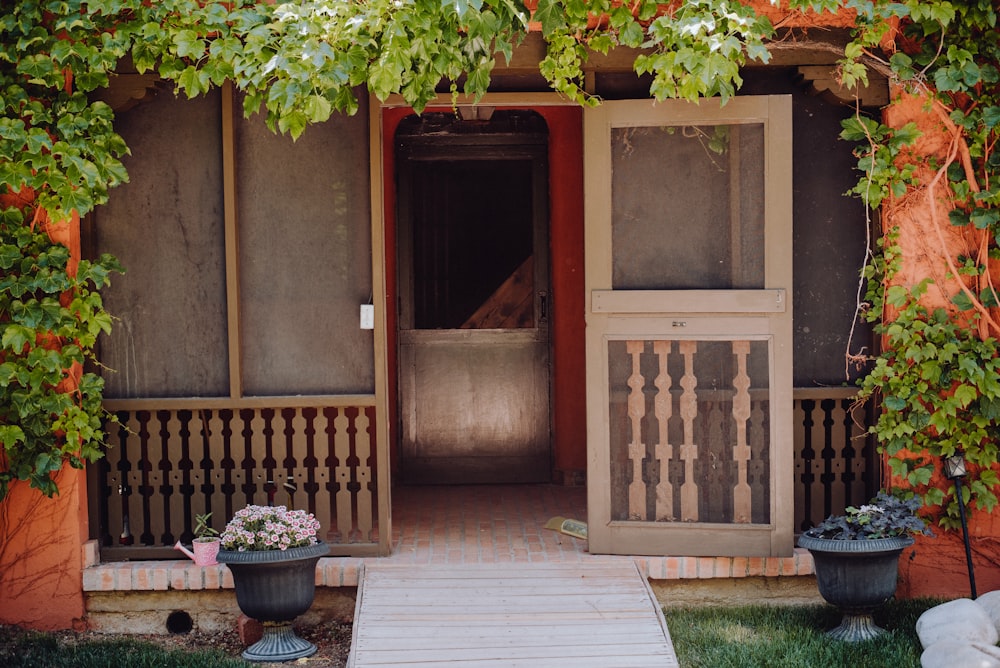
left=0, top=469, right=89, bottom=630
left=882, top=90, right=1000, bottom=598
left=0, top=192, right=89, bottom=630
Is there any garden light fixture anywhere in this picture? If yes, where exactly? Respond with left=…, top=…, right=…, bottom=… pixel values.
left=943, top=454, right=967, bottom=479
left=943, top=452, right=976, bottom=599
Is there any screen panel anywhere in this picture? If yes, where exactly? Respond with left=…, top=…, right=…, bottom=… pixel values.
left=237, top=95, right=374, bottom=396
left=97, top=90, right=228, bottom=398
left=611, top=124, right=765, bottom=290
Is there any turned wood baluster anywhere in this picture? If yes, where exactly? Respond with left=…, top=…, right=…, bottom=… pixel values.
left=653, top=341, right=674, bottom=521
left=355, top=408, right=374, bottom=541
left=333, top=409, right=353, bottom=542
left=731, top=340, right=752, bottom=523
left=626, top=340, right=646, bottom=520
left=312, top=408, right=333, bottom=541
left=679, top=340, right=699, bottom=522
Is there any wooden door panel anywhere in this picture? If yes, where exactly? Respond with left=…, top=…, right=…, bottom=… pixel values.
left=585, top=97, right=793, bottom=557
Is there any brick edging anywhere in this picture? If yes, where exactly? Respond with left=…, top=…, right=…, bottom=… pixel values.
left=83, top=549, right=815, bottom=593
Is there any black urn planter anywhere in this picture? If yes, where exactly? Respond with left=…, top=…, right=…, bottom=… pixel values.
left=798, top=533, right=913, bottom=642
left=218, top=542, right=328, bottom=662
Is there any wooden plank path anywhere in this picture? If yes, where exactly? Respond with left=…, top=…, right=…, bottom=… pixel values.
left=347, top=561, right=679, bottom=667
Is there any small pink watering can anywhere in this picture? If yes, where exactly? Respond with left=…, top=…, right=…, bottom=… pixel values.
left=174, top=538, right=221, bottom=566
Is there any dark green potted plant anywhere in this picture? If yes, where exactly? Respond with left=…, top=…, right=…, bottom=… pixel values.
left=798, top=492, right=934, bottom=641
left=217, top=505, right=327, bottom=662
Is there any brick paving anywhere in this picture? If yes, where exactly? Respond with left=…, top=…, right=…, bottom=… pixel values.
left=389, top=484, right=589, bottom=564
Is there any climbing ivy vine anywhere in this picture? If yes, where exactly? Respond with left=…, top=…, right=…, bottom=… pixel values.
left=2, top=0, right=1000, bottom=533
left=0, top=210, right=120, bottom=499
left=805, top=0, right=1000, bottom=529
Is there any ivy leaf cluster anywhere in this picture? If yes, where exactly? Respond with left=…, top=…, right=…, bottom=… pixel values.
left=0, top=207, right=121, bottom=499
left=0, top=5, right=132, bottom=223
left=798, top=0, right=1000, bottom=526
left=538, top=0, right=774, bottom=106
left=858, top=276, right=1000, bottom=525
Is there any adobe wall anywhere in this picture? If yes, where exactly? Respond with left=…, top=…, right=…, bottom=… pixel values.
left=882, top=90, right=1000, bottom=598
left=0, top=190, right=91, bottom=630
left=0, top=468, right=90, bottom=630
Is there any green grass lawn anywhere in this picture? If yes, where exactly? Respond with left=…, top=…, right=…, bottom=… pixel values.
left=663, top=598, right=942, bottom=668
left=3, top=599, right=941, bottom=667
left=0, top=626, right=252, bottom=668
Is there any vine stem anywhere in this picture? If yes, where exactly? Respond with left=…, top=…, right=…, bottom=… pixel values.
left=924, top=104, right=1000, bottom=338
left=845, top=102, right=876, bottom=379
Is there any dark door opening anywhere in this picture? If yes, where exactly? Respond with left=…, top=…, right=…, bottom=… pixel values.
left=395, top=110, right=551, bottom=484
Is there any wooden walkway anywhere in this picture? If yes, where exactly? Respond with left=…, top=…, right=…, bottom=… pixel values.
left=347, top=561, right=679, bottom=667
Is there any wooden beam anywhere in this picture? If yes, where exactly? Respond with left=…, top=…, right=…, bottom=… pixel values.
left=796, top=65, right=889, bottom=107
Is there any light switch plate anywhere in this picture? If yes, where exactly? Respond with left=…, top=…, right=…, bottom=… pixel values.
left=360, top=304, right=374, bottom=330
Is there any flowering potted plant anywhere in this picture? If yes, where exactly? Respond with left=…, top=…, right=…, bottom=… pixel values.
left=799, top=491, right=934, bottom=642
left=219, top=504, right=321, bottom=551
left=217, top=505, right=327, bottom=662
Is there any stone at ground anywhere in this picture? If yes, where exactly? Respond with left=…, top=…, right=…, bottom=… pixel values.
left=921, top=640, right=1000, bottom=668
left=917, top=598, right=999, bottom=649
left=976, top=591, right=1000, bottom=635
left=238, top=614, right=262, bottom=646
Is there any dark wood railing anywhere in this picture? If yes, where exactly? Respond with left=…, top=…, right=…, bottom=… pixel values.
left=94, top=397, right=381, bottom=560
left=792, top=388, right=878, bottom=533
left=91, top=388, right=874, bottom=561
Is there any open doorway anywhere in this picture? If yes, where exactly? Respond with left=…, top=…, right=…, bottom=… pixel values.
left=395, top=110, right=552, bottom=484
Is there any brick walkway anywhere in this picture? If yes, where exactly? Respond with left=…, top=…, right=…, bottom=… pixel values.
left=388, top=484, right=590, bottom=564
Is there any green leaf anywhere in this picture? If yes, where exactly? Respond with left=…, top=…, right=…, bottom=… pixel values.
left=0, top=425, right=25, bottom=448
left=1, top=324, right=33, bottom=353
left=953, top=384, right=978, bottom=408
left=303, top=95, right=332, bottom=124
left=984, top=106, right=1000, bottom=129
left=952, top=290, right=974, bottom=311
left=884, top=395, right=908, bottom=411
left=924, top=486, right=945, bottom=506
left=277, top=110, right=308, bottom=140
left=0, top=244, right=20, bottom=269
left=949, top=209, right=969, bottom=226
left=889, top=52, right=915, bottom=79
left=907, top=467, right=933, bottom=486
left=533, top=0, right=567, bottom=34
left=970, top=208, right=999, bottom=229
left=442, top=0, right=483, bottom=19
left=176, top=66, right=210, bottom=98
left=174, top=30, right=206, bottom=60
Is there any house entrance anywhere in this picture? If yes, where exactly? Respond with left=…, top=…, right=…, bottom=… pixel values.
left=395, top=111, right=551, bottom=484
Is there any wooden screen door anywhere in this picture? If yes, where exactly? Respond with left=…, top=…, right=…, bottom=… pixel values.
left=584, top=96, right=794, bottom=557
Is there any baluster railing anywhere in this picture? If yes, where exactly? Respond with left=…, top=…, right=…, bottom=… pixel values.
left=97, top=398, right=382, bottom=559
